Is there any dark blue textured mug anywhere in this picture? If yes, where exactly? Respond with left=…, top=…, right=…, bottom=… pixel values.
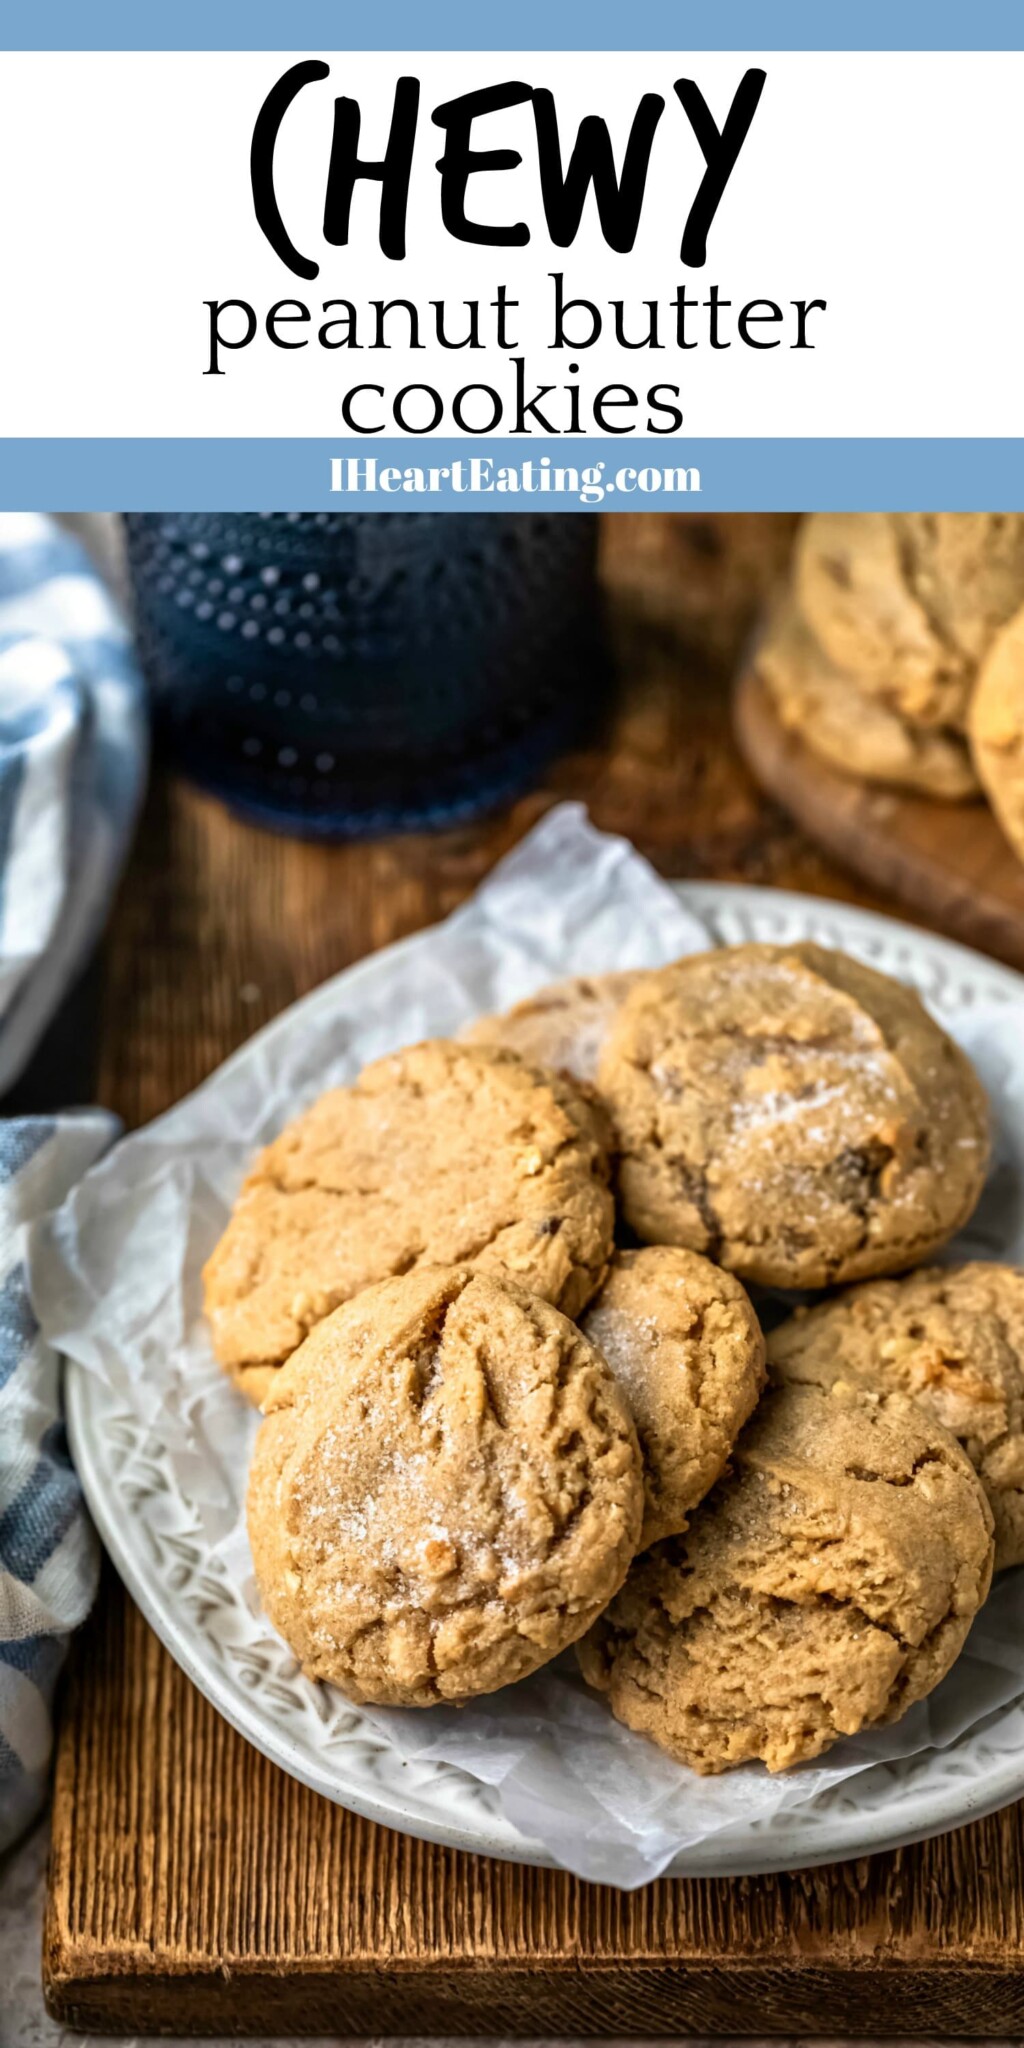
left=123, top=512, right=605, bottom=837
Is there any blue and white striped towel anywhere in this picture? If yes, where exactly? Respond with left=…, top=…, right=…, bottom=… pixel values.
left=0, top=515, right=146, bottom=1853
left=0, top=1114, right=115, bottom=1851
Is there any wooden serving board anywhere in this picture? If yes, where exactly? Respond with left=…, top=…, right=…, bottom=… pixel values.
left=44, top=1567, right=1024, bottom=2035
left=735, top=660, right=1024, bottom=973
left=41, top=520, right=1024, bottom=2033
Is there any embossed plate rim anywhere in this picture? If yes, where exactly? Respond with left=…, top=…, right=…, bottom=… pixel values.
left=66, top=880, right=1024, bottom=1878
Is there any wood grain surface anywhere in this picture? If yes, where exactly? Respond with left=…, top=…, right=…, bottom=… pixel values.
left=43, top=516, right=1024, bottom=2034
left=734, top=661, right=1024, bottom=973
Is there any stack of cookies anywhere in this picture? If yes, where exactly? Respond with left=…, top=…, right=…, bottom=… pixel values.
left=204, top=942, right=1023, bottom=1778
left=757, top=512, right=1024, bottom=868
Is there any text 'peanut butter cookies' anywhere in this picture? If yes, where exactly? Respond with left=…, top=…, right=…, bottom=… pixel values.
left=768, top=1263, right=1024, bottom=1572
left=597, top=943, right=989, bottom=1290
left=580, top=1247, right=766, bottom=1549
left=461, top=970, right=645, bottom=1084
left=247, top=1265, right=644, bottom=1706
left=577, top=1379, right=994, bottom=1775
left=204, top=1039, right=615, bottom=1405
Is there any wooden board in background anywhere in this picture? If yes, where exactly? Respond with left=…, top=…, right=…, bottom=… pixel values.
left=735, top=661, right=1024, bottom=973
left=42, top=519, right=1024, bottom=2034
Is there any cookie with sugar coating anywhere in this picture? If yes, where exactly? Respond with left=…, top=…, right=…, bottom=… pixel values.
left=461, top=970, right=646, bottom=1085
left=203, top=1038, right=615, bottom=1405
left=596, top=941, right=989, bottom=1290
left=580, top=1246, right=765, bottom=1550
left=248, top=1264, right=644, bottom=1706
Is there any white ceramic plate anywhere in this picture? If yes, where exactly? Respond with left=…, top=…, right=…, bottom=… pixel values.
left=65, top=883, right=1024, bottom=1877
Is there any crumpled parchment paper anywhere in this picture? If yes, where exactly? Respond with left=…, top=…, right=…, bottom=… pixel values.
left=26, top=804, right=1024, bottom=1886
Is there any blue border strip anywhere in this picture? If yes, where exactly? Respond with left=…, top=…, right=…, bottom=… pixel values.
left=4, top=2, right=1023, bottom=49
left=3, top=440, right=1022, bottom=512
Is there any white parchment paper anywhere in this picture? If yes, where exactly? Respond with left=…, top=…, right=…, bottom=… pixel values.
left=26, top=805, right=1024, bottom=1887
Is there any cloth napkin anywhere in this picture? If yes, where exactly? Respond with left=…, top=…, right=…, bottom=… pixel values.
left=0, top=515, right=146, bottom=1852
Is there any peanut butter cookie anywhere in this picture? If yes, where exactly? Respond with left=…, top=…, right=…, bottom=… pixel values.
left=461, top=971, right=645, bottom=1084
left=580, top=1247, right=765, bottom=1549
left=895, top=514, right=1024, bottom=667
left=795, top=514, right=972, bottom=730
left=968, top=602, right=1024, bottom=865
left=795, top=514, right=1024, bottom=736
left=248, top=1264, right=644, bottom=1705
left=577, top=1379, right=994, bottom=1774
left=757, top=599, right=979, bottom=799
left=204, top=1040, right=615, bottom=1404
left=596, top=943, right=989, bottom=1290
left=768, top=1263, right=1024, bottom=1571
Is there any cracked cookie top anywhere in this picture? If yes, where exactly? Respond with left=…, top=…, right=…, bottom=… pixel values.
left=768, top=1262, right=1024, bottom=1572
left=203, top=1038, right=615, bottom=1405
left=895, top=514, right=1024, bottom=668
left=577, top=1378, right=994, bottom=1774
left=757, top=596, right=980, bottom=799
left=247, top=1264, right=644, bottom=1705
left=580, top=1247, right=766, bottom=1550
left=968, top=599, right=1024, bottom=865
left=596, top=942, right=989, bottom=1290
left=795, top=513, right=1024, bottom=731
left=461, top=970, right=646, bottom=1084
